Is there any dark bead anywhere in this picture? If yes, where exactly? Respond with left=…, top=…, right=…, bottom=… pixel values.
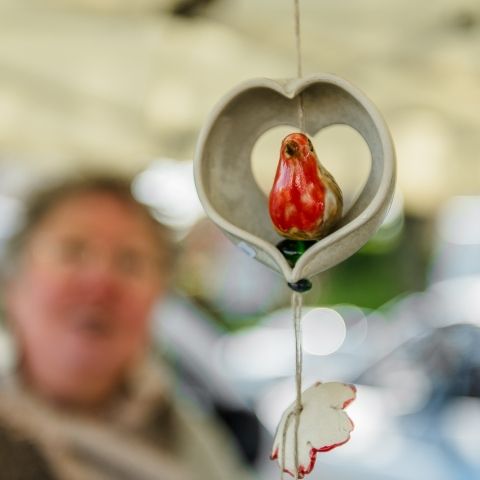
left=276, top=239, right=316, bottom=267
left=287, top=279, right=313, bottom=293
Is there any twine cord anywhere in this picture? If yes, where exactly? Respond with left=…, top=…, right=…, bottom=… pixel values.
left=280, top=292, right=304, bottom=479
left=294, top=0, right=305, bottom=133
left=280, top=3, right=306, bottom=478
left=293, top=291, right=303, bottom=479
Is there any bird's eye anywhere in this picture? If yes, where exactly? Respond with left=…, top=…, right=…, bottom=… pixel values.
left=285, top=142, right=298, bottom=156
left=308, top=139, right=314, bottom=151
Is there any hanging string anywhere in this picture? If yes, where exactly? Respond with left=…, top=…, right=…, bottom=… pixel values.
left=279, top=3, right=306, bottom=478
left=294, top=0, right=306, bottom=133
left=280, top=291, right=304, bottom=479
left=292, top=291, right=303, bottom=479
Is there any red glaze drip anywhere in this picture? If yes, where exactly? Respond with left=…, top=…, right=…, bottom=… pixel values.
left=275, top=437, right=352, bottom=479
left=299, top=437, right=352, bottom=478
left=270, top=448, right=279, bottom=461
left=342, top=385, right=357, bottom=409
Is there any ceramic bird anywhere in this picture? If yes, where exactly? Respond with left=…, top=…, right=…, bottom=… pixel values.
left=269, top=133, right=343, bottom=241
left=271, top=382, right=356, bottom=478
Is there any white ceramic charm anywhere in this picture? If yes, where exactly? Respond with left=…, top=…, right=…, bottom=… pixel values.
left=194, top=74, right=396, bottom=284
left=271, top=382, right=356, bottom=478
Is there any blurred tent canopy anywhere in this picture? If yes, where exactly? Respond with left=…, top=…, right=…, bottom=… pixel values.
left=0, top=0, right=479, bottom=215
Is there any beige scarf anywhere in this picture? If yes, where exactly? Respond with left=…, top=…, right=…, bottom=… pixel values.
left=0, top=360, right=192, bottom=480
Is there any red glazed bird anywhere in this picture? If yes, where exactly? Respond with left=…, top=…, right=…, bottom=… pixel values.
left=269, top=133, right=343, bottom=241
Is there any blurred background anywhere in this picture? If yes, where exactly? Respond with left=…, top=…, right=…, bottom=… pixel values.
left=1, top=0, right=480, bottom=478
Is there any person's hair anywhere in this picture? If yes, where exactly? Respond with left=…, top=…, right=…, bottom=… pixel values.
left=3, top=173, right=176, bottom=280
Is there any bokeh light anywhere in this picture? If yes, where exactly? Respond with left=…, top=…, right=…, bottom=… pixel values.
left=302, top=307, right=347, bottom=356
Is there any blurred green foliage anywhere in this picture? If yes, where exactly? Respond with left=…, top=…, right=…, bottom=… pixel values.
left=316, top=216, right=432, bottom=309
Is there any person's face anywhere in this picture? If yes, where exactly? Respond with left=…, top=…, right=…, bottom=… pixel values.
left=7, top=192, right=166, bottom=407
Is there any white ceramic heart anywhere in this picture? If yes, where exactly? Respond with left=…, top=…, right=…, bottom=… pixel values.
left=194, top=74, right=396, bottom=284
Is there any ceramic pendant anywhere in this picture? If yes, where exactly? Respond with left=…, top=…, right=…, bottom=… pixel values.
left=194, top=75, right=396, bottom=284
left=271, top=382, right=356, bottom=478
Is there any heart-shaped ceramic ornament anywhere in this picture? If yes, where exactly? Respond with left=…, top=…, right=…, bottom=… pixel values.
left=194, top=74, right=396, bottom=284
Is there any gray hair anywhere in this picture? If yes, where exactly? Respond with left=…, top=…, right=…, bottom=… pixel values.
left=2, top=173, right=177, bottom=281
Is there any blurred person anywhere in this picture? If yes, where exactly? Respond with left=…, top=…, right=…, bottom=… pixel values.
left=0, top=174, right=252, bottom=480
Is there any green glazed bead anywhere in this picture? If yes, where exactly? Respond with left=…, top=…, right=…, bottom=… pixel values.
left=276, top=239, right=316, bottom=267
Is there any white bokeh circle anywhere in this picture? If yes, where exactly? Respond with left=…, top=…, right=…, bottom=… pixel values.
left=302, top=308, right=347, bottom=356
